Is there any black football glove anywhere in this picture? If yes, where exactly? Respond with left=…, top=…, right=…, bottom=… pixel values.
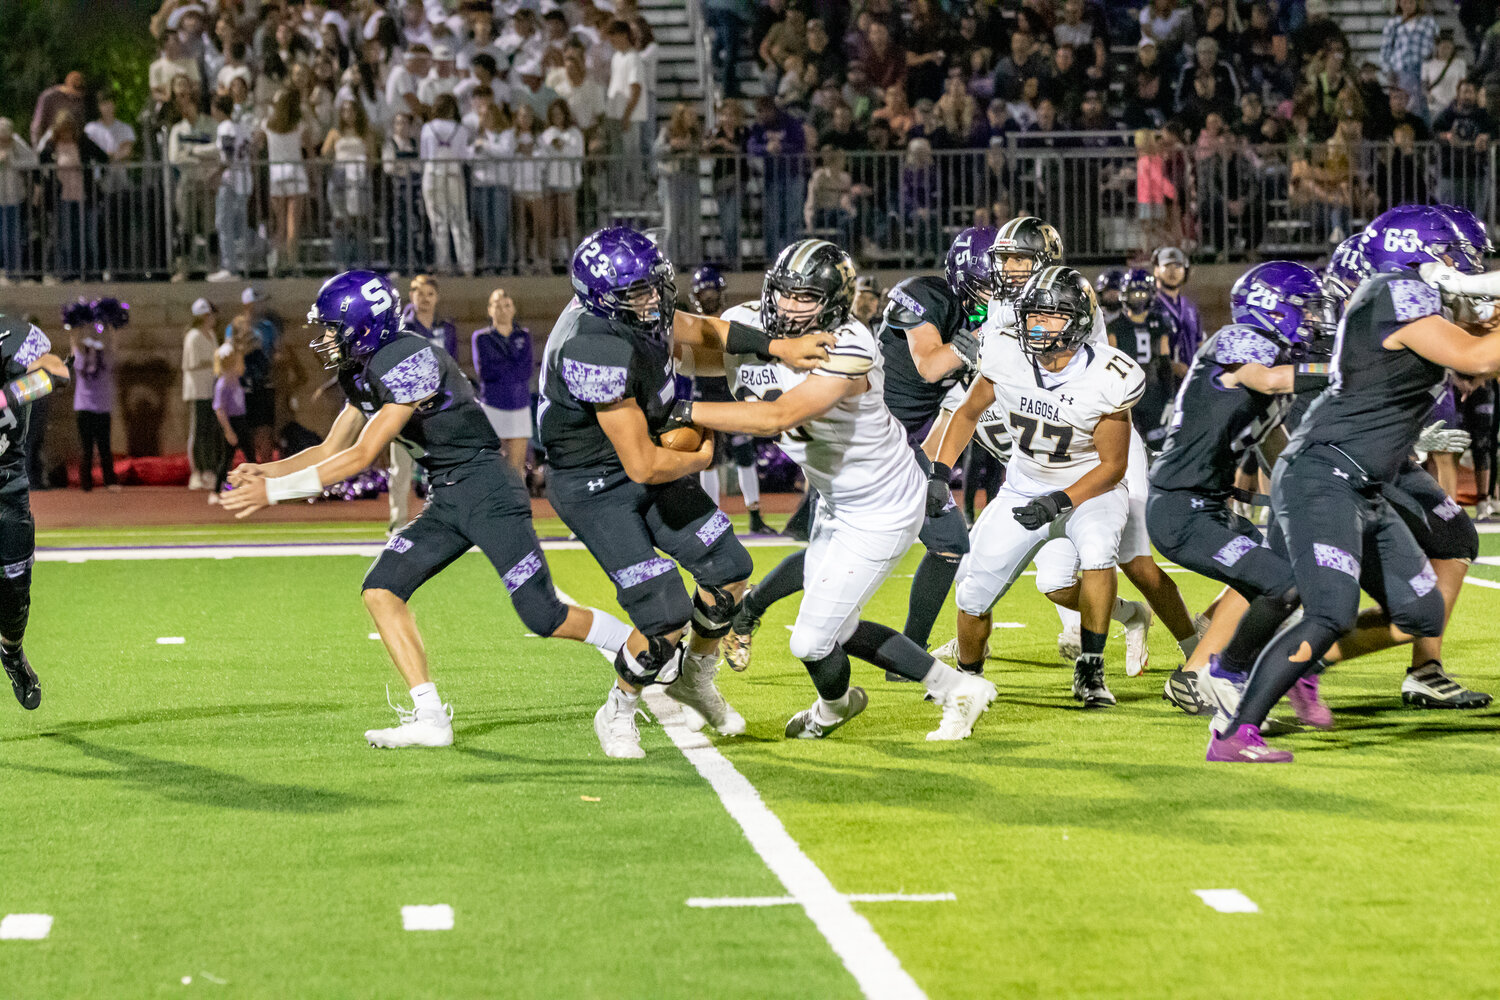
left=926, top=462, right=955, bottom=518
left=949, top=327, right=981, bottom=369
left=1012, top=490, right=1073, bottom=530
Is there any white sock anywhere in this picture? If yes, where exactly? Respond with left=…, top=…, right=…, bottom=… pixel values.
left=1055, top=604, right=1081, bottom=632
left=610, top=684, right=640, bottom=710
left=410, top=681, right=442, bottom=713
left=922, top=661, right=963, bottom=699
left=737, top=464, right=760, bottom=506
left=1178, top=633, right=1200, bottom=660
left=699, top=467, right=720, bottom=506
left=585, top=610, right=634, bottom=655
left=814, top=691, right=850, bottom=725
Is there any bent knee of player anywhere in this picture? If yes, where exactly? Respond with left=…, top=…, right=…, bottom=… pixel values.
left=789, top=623, right=840, bottom=662
left=1388, top=588, right=1446, bottom=640
left=628, top=580, right=695, bottom=638
left=361, top=587, right=406, bottom=612
left=954, top=573, right=997, bottom=618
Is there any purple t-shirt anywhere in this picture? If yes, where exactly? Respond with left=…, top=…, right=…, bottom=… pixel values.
left=472, top=325, right=533, bottom=411
left=1157, top=291, right=1204, bottom=367
left=72, top=339, right=114, bottom=413
left=400, top=305, right=458, bottom=360
left=213, top=374, right=246, bottom=417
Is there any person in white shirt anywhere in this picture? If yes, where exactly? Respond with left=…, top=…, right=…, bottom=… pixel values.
left=555, top=44, right=607, bottom=133
left=84, top=90, right=136, bottom=276
left=508, top=105, right=549, bottom=273
left=498, top=7, right=546, bottom=66
left=209, top=94, right=254, bottom=281
left=1422, top=30, right=1467, bottom=117
left=541, top=100, right=584, bottom=264
left=418, top=43, right=462, bottom=106
left=470, top=103, right=513, bottom=273
left=683, top=239, right=998, bottom=741
left=0, top=118, right=37, bottom=281
left=384, top=43, right=432, bottom=120
left=605, top=19, right=646, bottom=203
left=166, top=87, right=218, bottom=279
left=455, top=54, right=512, bottom=122
left=419, top=93, right=475, bottom=275
left=183, top=298, right=221, bottom=490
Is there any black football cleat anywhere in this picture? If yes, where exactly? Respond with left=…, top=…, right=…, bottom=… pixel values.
left=747, top=510, right=774, bottom=535
left=1, top=644, right=40, bottom=710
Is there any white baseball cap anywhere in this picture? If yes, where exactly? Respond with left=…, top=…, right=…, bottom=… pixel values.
left=191, top=297, right=214, bottom=317
left=241, top=286, right=266, bottom=305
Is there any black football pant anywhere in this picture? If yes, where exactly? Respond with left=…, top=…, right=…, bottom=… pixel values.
left=0, top=489, right=35, bottom=645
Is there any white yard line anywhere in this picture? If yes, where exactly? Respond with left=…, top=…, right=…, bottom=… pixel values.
left=1193, top=889, right=1259, bottom=913
left=555, top=585, right=928, bottom=1000
left=35, top=536, right=798, bottom=562
left=0, top=914, right=53, bottom=940
left=688, top=893, right=954, bottom=909
left=400, top=904, right=454, bottom=931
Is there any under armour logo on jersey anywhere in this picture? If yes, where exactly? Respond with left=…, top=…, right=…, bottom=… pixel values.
left=1332, top=468, right=1350, bottom=480
left=1191, top=497, right=1205, bottom=509
left=588, top=478, right=606, bottom=492
left=1057, top=394, right=1074, bottom=405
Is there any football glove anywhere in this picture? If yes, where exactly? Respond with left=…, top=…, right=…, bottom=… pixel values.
left=926, top=462, right=956, bottom=518
left=1012, top=490, right=1073, bottom=530
left=1416, top=420, right=1471, bottom=454
left=949, top=327, right=981, bottom=369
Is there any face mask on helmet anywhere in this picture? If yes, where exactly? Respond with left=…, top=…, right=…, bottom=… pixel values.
left=988, top=250, right=1040, bottom=300
left=1019, top=310, right=1075, bottom=356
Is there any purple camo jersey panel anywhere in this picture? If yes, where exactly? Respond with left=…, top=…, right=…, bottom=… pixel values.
left=502, top=550, right=544, bottom=594
left=562, top=358, right=628, bottom=404
left=696, top=510, right=732, bottom=547
left=1313, top=542, right=1360, bottom=579
left=1213, top=534, right=1259, bottom=568
left=1410, top=563, right=1437, bottom=597
left=612, top=556, right=677, bottom=589
left=380, top=346, right=442, bottom=403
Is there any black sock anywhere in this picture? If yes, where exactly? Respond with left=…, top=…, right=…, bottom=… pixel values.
left=957, top=657, right=984, bottom=676
left=903, top=551, right=961, bottom=647
left=1220, top=592, right=1297, bottom=674
left=845, top=619, right=936, bottom=682
left=782, top=491, right=816, bottom=537
left=802, top=645, right=852, bottom=701
left=1080, top=627, right=1106, bottom=657
left=746, top=550, right=806, bottom=618
left=1226, top=619, right=1342, bottom=736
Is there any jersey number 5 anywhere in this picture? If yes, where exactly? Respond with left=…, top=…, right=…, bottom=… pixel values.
left=1009, top=412, right=1073, bottom=463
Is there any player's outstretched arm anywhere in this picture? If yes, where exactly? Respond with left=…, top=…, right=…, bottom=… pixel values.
left=685, top=371, right=865, bottom=437
left=673, top=310, right=835, bottom=371
left=1388, top=313, right=1500, bottom=376
left=229, top=403, right=368, bottom=483
left=597, top=397, right=715, bottom=484
left=221, top=402, right=411, bottom=519
left=934, top=378, right=994, bottom=471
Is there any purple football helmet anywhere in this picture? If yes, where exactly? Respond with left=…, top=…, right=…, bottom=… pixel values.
left=1230, top=261, right=1333, bottom=348
left=945, top=226, right=1000, bottom=312
left=307, top=269, right=403, bottom=370
left=1121, top=267, right=1156, bottom=314
left=1094, top=266, right=1127, bottom=299
left=571, top=226, right=677, bottom=339
left=689, top=264, right=725, bottom=313
left=1359, top=205, right=1474, bottom=276
left=1435, top=204, right=1491, bottom=269
left=1324, top=235, right=1373, bottom=303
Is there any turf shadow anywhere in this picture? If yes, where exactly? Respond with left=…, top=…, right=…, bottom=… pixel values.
left=0, top=733, right=384, bottom=813
left=0, top=701, right=340, bottom=743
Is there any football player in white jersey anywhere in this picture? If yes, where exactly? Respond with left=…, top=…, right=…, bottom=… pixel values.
left=934, top=266, right=1144, bottom=706
left=945, top=223, right=1200, bottom=677
left=672, top=240, right=997, bottom=740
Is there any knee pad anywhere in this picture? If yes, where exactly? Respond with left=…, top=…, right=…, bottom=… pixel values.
left=690, top=583, right=740, bottom=640
left=613, top=634, right=686, bottom=687
left=789, top=621, right=841, bottom=662
left=1389, top=587, right=1447, bottom=640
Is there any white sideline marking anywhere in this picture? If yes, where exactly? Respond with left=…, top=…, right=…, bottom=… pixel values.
left=556, top=586, right=927, bottom=1000
left=0, top=914, right=52, bottom=939
left=1194, top=889, right=1259, bottom=913
left=1462, top=575, right=1500, bottom=590
left=156, top=637, right=186, bottom=645
left=401, top=904, right=453, bottom=931
left=994, top=622, right=1026, bottom=629
left=688, top=893, right=955, bottom=908
left=367, top=633, right=381, bottom=640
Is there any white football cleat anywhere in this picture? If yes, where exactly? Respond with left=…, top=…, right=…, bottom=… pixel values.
left=664, top=653, right=746, bottom=735
left=594, top=689, right=646, bottom=759
left=927, top=674, right=997, bottom=741
left=365, top=700, right=454, bottom=748
left=785, top=687, right=868, bottom=739
left=1057, top=624, right=1081, bottom=664
left=931, top=637, right=990, bottom=664
left=1118, top=599, right=1153, bottom=676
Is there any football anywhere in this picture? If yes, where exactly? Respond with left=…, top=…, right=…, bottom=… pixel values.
left=659, top=424, right=708, bottom=451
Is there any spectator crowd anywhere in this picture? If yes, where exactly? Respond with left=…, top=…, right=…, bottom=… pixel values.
left=1, top=0, right=1500, bottom=280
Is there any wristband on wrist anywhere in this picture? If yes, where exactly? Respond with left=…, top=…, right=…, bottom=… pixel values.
left=669, top=399, right=694, bottom=426
left=931, top=461, right=952, bottom=481
left=264, top=465, right=325, bottom=504
left=725, top=320, right=774, bottom=360
left=1048, top=489, right=1074, bottom=513
left=5, top=371, right=56, bottom=407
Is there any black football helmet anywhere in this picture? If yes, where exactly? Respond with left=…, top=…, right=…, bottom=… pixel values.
left=1015, top=266, right=1098, bottom=358
left=987, top=217, right=1064, bottom=298
left=762, top=239, right=857, bottom=338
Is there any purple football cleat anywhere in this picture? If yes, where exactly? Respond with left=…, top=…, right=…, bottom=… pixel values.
left=1286, top=675, right=1333, bottom=730
left=1206, top=724, right=1294, bottom=763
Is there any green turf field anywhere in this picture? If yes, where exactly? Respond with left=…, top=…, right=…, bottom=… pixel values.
left=3, top=528, right=1499, bottom=998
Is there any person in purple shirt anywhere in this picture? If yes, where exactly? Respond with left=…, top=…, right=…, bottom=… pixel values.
left=387, top=273, right=459, bottom=532
left=1151, top=245, right=1203, bottom=378
left=210, top=339, right=251, bottom=501
left=747, top=96, right=807, bottom=259
left=70, top=319, right=119, bottom=492
left=472, top=287, right=535, bottom=476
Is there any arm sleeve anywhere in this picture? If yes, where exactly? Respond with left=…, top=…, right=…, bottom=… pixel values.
left=557, top=331, right=635, bottom=404
left=882, top=281, right=944, bottom=333
left=373, top=342, right=443, bottom=405
left=1213, top=327, right=1280, bottom=366
left=1378, top=278, right=1444, bottom=336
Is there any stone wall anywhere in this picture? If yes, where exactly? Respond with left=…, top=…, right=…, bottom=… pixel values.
left=1, top=265, right=1246, bottom=467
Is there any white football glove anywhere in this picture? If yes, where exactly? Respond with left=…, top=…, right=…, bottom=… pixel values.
left=1416, top=420, right=1471, bottom=454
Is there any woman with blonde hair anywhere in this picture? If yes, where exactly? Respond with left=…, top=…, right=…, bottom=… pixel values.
left=321, top=95, right=376, bottom=268
left=471, top=102, right=515, bottom=274
left=541, top=99, right=584, bottom=267
left=506, top=104, right=548, bottom=274
left=210, top=328, right=250, bottom=503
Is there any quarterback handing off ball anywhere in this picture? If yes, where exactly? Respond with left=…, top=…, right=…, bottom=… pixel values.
left=659, top=423, right=709, bottom=451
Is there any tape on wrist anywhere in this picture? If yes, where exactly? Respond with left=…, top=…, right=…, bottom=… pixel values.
left=264, top=465, right=324, bottom=504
